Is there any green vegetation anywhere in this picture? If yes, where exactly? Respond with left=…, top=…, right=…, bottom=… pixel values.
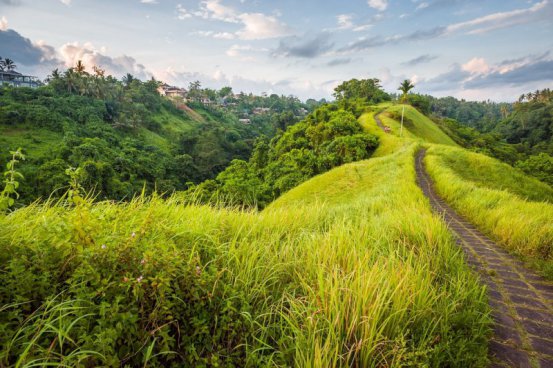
left=0, top=66, right=311, bottom=205
left=3, top=73, right=553, bottom=366
left=0, top=144, right=490, bottom=367
left=431, top=117, right=521, bottom=164
left=0, top=148, right=25, bottom=211
left=381, top=105, right=457, bottom=146
left=425, top=145, right=553, bottom=278
left=194, top=95, right=380, bottom=207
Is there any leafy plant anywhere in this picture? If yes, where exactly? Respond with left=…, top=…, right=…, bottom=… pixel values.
left=0, top=148, right=25, bottom=211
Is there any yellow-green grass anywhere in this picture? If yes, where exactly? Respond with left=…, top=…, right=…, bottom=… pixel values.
left=153, top=107, right=197, bottom=135
left=0, top=144, right=490, bottom=367
left=358, top=112, right=409, bottom=157
left=384, top=105, right=458, bottom=146
left=425, top=145, right=553, bottom=278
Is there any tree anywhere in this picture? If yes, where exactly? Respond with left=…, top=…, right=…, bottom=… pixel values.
left=218, top=86, right=233, bottom=98
left=0, top=57, right=4, bottom=72
left=3, top=58, right=16, bottom=71
left=122, top=73, right=135, bottom=88
left=75, top=60, right=86, bottom=74
left=398, top=79, right=415, bottom=137
left=333, top=78, right=390, bottom=104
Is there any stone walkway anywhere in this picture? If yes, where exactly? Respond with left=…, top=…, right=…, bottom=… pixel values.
left=374, top=111, right=386, bottom=130
left=415, top=149, right=553, bottom=368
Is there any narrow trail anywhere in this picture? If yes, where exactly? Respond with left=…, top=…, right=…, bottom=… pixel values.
left=416, top=149, right=553, bottom=368
left=374, top=111, right=386, bottom=130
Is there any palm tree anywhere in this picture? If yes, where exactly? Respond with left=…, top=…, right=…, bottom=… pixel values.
left=0, top=57, right=4, bottom=72
left=75, top=60, right=86, bottom=74
left=122, top=73, right=134, bottom=88
left=3, top=58, right=16, bottom=71
left=397, top=79, right=415, bottom=137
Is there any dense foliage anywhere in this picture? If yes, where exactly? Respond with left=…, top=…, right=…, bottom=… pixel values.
left=333, top=78, right=391, bottom=104
left=193, top=102, right=379, bottom=207
left=0, top=68, right=310, bottom=205
left=494, top=89, right=553, bottom=154
left=426, top=95, right=510, bottom=130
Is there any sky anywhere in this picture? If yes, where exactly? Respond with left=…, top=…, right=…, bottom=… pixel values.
left=1, top=0, right=552, bottom=101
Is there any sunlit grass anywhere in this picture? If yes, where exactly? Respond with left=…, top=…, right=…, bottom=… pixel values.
left=425, top=145, right=553, bottom=279
left=0, top=144, right=490, bottom=367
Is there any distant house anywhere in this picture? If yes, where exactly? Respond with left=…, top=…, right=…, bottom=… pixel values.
left=157, top=83, right=188, bottom=100
left=0, top=71, right=41, bottom=88
left=200, top=97, right=215, bottom=106
left=239, top=118, right=251, bottom=124
left=253, top=107, right=271, bottom=115
left=298, top=108, right=309, bottom=115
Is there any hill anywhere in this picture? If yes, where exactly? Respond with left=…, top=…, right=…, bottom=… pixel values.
left=0, top=72, right=303, bottom=204
left=0, top=143, right=490, bottom=367
left=2, top=78, right=552, bottom=366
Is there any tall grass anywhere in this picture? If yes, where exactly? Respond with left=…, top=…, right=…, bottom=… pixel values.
left=0, top=144, right=490, bottom=367
left=425, top=145, right=553, bottom=278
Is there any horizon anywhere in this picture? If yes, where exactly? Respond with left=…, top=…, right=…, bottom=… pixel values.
left=1, top=0, right=553, bottom=102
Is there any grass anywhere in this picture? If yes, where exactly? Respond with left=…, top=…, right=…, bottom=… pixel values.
left=358, top=111, right=409, bottom=157
left=383, top=105, right=458, bottom=146
left=425, top=145, right=553, bottom=279
left=0, top=143, right=490, bottom=367
left=0, top=126, right=64, bottom=159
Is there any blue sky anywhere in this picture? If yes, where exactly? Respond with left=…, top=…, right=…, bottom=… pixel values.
left=1, top=0, right=552, bottom=100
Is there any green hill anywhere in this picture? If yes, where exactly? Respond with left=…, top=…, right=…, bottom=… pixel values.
left=0, top=143, right=490, bottom=367
left=0, top=81, right=277, bottom=204
left=2, top=78, right=552, bottom=367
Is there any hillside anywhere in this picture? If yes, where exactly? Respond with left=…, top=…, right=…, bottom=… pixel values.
left=0, top=143, right=490, bottom=367
left=2, top=78, right=553, bottom=366
left=0, top=76, right=294, bottom=204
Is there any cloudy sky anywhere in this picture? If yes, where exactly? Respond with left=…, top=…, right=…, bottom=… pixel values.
left=1, top=0, right=552, bottom=100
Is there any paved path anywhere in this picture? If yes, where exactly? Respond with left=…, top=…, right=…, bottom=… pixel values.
left=416, top=149, right=553, bottom=368
left=374, top=111, right=386, bottom=130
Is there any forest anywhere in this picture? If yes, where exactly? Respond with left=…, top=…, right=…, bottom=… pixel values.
left=0, top=65, right=315, bottom=205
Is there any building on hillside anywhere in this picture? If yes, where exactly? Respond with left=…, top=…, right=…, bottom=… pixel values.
left=157, top=83, right=188, bottom=100
left=200, top=98, right=215, bottom=106
left=253, top=107, right=271, bottom=115
left=298, top=108, right=309, bottom=116
left=0, top=71, right=41, bottom=88
left=239, top=118, right=251, bottom=124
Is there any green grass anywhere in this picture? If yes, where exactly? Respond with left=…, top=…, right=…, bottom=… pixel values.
left=358, top=111, right=409, bottom=157
left=0, top=126, right=64, bottom=158
left=425, top=145, right=553, bottom=279
left=384, top=105, right=458, bottom=146
left=0, top=143, right=490, bottom=367
left=427, top=146, right=553, bottom=203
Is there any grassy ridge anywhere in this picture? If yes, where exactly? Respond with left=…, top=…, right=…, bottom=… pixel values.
left=383, top=105, right=458, bottom=146
left=425, top=145, right=553, bottom=278
left=0, top=144, right=490, bottom=367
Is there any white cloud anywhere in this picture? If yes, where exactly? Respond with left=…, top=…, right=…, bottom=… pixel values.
left=367, top=0, right=388, bottom=11
left=197, top=0, right=239, bottom=23
left=236, top=13, right=292, bottom=40
left=337, top=14, right=354, bottom=30
left=176, top=4, right=192, bottom=19
left=226, top=44, right=251, bottom=57
left=59, top=42, right=151, bottom=79
left=59, top=0, right=71, bottom=5
left=213, top=32, right=235, bottom=39
left=462, top=57, right=490, bottom=74
left=182, top=0, right=292, bottom=40
left=446, top=0, right=552, bottom=35
left=141, top=0, right=158, bottom=4
left=0, top=16, right=8, bottom=31
left=416, top=2, right=429, bottom=10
